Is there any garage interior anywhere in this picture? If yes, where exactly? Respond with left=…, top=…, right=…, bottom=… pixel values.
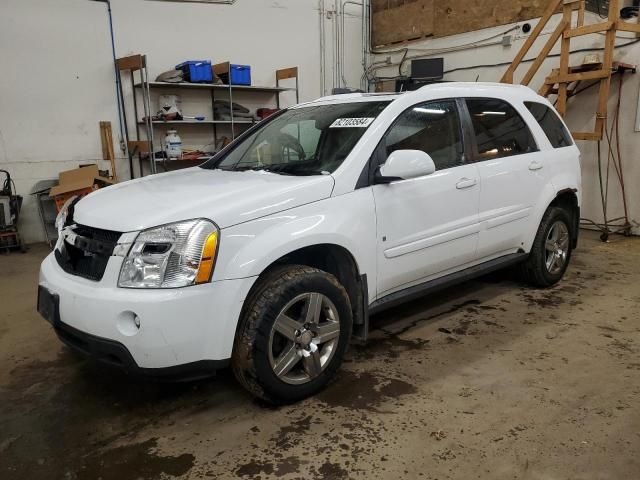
left=1, top=0, right=639, bottom=479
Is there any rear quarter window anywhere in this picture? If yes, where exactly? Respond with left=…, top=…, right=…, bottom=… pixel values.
left=524, top=101, right=574, bottom=148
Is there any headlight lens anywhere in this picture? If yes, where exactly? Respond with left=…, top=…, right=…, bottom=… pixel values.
left=118, top=219, right=219, bottom=289
left=55, top=196, right=78, bottom=234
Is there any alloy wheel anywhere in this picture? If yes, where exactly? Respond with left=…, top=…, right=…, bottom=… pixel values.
left=545, top=220, right=570, bottom=275
left=268, top=292, right=341, bottom=385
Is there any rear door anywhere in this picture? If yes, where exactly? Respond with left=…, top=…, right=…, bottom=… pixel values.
left=372, top=99, right=481, bottom=297
left=463, top=97, right=549, bottom=260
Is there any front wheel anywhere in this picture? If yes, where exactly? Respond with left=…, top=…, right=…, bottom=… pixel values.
left=520, top=206, right=573, bottom=287
left=232, top=265, right=352, bottom=404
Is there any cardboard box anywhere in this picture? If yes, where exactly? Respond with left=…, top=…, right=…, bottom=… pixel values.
left=49, top=165, right=112, bottom=197
left=49, top=165, right=113, bottom=211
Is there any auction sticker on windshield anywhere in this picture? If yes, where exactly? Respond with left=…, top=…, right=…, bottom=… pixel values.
left=330, top=118, right=375, bottom=128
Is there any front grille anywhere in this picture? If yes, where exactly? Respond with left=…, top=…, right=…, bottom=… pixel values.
left=55, top=224, right=122, bottom=281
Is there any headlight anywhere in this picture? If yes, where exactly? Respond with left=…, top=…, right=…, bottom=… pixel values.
left=55, top=196, right=78, bottom=234
left=118, top=219, right=219, bottom=289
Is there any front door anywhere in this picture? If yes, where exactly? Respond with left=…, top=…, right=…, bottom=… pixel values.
left=372, top=99, right=481, bottom=298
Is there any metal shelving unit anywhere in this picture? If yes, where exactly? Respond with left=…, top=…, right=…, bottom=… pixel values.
left=117, top=54, right=299, bottom=178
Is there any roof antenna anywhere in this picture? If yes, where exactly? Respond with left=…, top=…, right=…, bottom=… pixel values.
left=475, top=74, right=480, bottom=82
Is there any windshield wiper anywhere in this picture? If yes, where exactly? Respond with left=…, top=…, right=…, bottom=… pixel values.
left=263, top=164, right=325, bottom=176
left=222, top=164, right=323, bottom=176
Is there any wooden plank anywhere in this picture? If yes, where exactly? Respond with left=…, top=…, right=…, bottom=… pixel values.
left=594, top=0, right=620, bottom=137
left=564, top=20, right=613, bottom=38
left=433, top=0, right=551, bottom=39
left=616, top=21, right=640, bottom=33
left=276, top=67, right=298, bottom=81
left=572, top=131, right=602, bottom=141
left=99, top=121, right=118, bottom=182
left=522, top=20, right=568, bottom=86
left=577, top=0, right=585, bottom=27
left=546, top=69, right=610, bottom=84
left=501, top=0, right=563, bottom=83
left=556, top=3, right=573, bottom=116
left=116, top=54, right=145, bottom=71
left=371, top=0, right=434, bottom=47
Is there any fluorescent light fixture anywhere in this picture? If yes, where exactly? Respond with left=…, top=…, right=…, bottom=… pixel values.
left=480, top=111, right=506, bottom=116
left=414, top=107, right=446, bottom=114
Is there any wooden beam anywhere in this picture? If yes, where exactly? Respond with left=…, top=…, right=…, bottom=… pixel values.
left=500, top=0, right=563, bottom=83
left=522, top=20, right=568, bottom=86
left=572, top=131, right=602, bottom=141
left=616, top=21, right=640, bottom=33
left=556, top=3, right=573, bottom=116
left=564, top=20, right=613, bottom=38
left=99, top=121, right=118, bottom=182
left=594, top=0, right=620, bottom=138
left=577, top=0, right=585, bottom=27
left=546, top=69, right=611, bottom=84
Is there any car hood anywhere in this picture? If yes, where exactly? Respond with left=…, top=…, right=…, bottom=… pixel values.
left=73, top=167, right=335, bottom=232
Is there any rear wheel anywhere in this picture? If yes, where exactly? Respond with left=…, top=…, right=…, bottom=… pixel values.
left=232, top=265, right=352, bottom=404
left=520, top=206, right=573, bottom=287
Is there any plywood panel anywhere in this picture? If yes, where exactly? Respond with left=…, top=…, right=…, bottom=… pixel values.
left=371, top=0, right=552, bottom=47
left=433, top=0, right=549, bottom=38
left=372, top=0, right=434, bottom=47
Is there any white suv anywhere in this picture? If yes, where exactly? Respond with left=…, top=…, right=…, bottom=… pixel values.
left=38, top=83, right=581, bottom=403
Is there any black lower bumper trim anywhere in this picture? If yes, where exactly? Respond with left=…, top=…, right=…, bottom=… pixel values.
left=54, top=320, right=230, bottom=382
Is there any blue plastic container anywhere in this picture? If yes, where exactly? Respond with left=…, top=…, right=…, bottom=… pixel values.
left=229, top=64, right=251, bottom=86
left=176, top=60, right=212, bottom=83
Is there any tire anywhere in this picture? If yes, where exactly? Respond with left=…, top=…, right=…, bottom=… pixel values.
left=520, top=206, right=573, bottom=288
left=231, top=265, right=353, bottom=404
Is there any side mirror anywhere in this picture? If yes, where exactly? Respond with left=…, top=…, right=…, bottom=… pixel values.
left=375, top=150, right=436, bottom=184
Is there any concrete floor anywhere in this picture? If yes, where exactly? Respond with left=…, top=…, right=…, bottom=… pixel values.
left=1, top=231, right=639, bottom=480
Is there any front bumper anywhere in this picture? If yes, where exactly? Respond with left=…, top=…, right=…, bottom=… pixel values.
left=38, top=251, right=255, bottom=370
left=54, top=316, right=228, bottom=380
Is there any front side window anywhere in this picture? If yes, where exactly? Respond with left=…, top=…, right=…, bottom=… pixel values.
left=524, top=101, right=573, bottom=148
left=201, top=101, right=390, bottom=175
left=381, top=100, right=464, bottom=171
left=466, top=98, right=538, bottom=160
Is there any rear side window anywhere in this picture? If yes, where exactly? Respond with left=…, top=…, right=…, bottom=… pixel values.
left=382, top=100, right=464, bottom=171
left=465, top=98, right=538, bottom=160
left=524, top=101, right=573, bottom=148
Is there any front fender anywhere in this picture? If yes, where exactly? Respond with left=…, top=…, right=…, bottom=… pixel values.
left=213, top=189, right=378, bottom=300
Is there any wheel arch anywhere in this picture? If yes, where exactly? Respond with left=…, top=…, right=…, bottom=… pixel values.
left=525, top=186, right=580, bottom=252
left=548, top=188, right=580, bottom=248
left=244, top=243, right=368, bottom=340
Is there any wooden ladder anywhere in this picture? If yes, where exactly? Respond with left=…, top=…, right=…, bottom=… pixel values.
left=501, top=0, right=639, bottom=141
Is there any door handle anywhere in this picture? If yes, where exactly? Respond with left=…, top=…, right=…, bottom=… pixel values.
left=529, top=161, right=544, bottom=171
left=456, top=178, right=477, bottom=189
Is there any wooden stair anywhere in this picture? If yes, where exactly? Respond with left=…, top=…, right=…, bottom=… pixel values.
left=501, top=0, right=639, bottom=141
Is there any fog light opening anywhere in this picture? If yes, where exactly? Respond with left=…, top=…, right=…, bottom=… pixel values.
left=116, top=311, right=141, bottom=337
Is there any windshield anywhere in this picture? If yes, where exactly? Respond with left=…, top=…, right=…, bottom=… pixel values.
left=201, top=101, right=391, bottom=175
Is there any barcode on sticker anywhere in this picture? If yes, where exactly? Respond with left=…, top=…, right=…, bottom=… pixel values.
left=329, top=118, right=375, bottom=128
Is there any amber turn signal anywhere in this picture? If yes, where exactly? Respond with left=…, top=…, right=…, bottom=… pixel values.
left=195, top=231, right=218, bottom=284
